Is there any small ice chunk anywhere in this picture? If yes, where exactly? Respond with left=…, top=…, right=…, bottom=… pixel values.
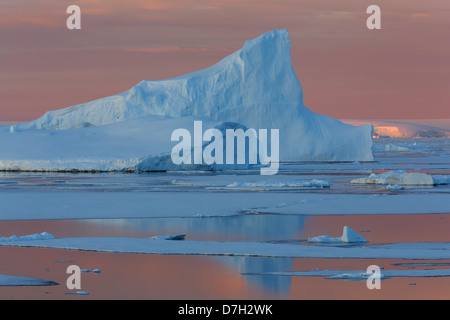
left=386, top=172, right=433, bottom=186
left=386, top=184, right=404, bottom=190
left=383, top=144, right=409, bottom=152
left=351, top=171, right=441, bottom=186
left=65, top=291, right=90, bottom=295
left=432, top=175, right=450, bottom=185
left=0, top=274, right=58, bottom=286
left=81, top=269, right=101, bottom=274
left=341, top=226, right=368, bottom=243
left=301, top=179, right=331, bottom=188
left=325, top=272, right=370, bottom=281
left=226, top=179, right=330, bottom=189
left=151, top=234, right=186, bottom=240
left=307, top=226, right=368, bottom=244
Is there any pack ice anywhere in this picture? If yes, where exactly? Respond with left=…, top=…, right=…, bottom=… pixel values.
left=2, top=29, right=373, bottom=172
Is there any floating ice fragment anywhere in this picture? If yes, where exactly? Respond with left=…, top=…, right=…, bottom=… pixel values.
left=151, top=234, right=186, bottom=240
left=351, top=171, right=448, bottom=186
left=307, top=226, right=368, bottom=244
left=0, top=232, right=55, bottom=242
left=225, top=179, right=331, bottom=189
left=65, top=291, right=90, bottom=295
left=81, top=269, right=101, bottom=274
left=386, top=184, right=404, bottom=190
left=0, top=274, right=58, bottom=286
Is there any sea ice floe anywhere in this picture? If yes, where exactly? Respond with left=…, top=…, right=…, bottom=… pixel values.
left=0, top=274, right=58, bottom=286
left=351, top=170, right=449, bottom=186
left=253, top=269, right=450, bottom=281
left=151, top=234, right=186, bottom=240
left=81, top=269, right=101, bottom=274
left=0, top=232, right=55, bottom=242
left=219, top=179, right=331, bottom=190
left=65, top=291, right=90, bottom=295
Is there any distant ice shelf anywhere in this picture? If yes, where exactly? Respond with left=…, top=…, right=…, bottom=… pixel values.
left=342, top=119, right=450, bottom=139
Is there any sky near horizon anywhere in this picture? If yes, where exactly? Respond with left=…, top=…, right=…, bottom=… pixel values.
left=0, top=0, right=449, bottom=121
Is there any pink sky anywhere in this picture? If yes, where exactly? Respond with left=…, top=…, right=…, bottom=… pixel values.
left=0, top=0, right=449, bottom=121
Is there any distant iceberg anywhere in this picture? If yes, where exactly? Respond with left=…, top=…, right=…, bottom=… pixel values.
left=342, top=119, right=450, bottom=139
left=307, top=226, right=368, bottom=244
left=2, top=30, right=373, bottom=172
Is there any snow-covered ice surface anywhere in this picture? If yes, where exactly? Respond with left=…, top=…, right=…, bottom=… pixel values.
left=0, top=137, right=450, bottom=220
left=0, top=116, right=227, bottom=172
left=0, top=138, right=449, bottom=298
left=1, top=234, right=449, bottom=260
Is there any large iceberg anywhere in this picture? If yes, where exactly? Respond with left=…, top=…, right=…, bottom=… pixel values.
left=3, top=29, right=373, bottom=172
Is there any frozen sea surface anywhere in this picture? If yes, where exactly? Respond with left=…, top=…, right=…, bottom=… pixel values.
left=0, top=138, right=449, bottom=298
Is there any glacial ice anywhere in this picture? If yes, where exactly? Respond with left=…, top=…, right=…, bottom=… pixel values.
left=1, top=29, right=373, bottom=172
left=307, top=226, right=368, bottom=244
left=351, top=170, right=449, bottom=186
left=0, top=232, right=55, bottom=242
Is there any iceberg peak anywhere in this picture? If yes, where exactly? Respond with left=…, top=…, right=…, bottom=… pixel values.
left=241, top=29, right=291, bottom=56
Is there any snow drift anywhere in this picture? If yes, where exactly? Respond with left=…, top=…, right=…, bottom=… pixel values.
left=2, top=29, right=373, bottom=172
